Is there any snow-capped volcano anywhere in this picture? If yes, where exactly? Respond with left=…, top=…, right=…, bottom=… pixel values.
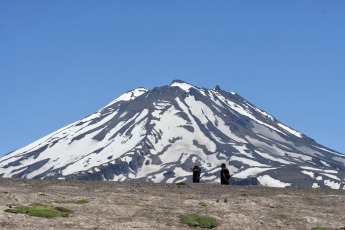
left=1, top=80, right=344, bottom=189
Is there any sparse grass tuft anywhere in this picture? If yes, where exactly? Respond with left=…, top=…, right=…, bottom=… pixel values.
left=53, top=199, right=89, bottom=204
left=29, top=203, right=46, bottom=207
left=216, top=199, right=219, bottom=203
left=5, top=204, right=72, bottom=218
left=178, top=214, right=218, bottom=228
left=234, top=208, right=252, bottom=213
left=176, top=182, right=187, bottom=185
left=199, top=202, right=207, bottom=207
left=224, top=198, right=227, bottom=203
left=304, top=197, right=314, bottom=201
left=85, top=186, right=99, bottom=190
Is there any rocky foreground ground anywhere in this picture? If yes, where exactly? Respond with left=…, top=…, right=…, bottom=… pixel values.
left=0, top=178, right=344, bottom=230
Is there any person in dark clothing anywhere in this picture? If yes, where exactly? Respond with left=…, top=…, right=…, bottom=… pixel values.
left=191, top=165, right=201, bottom=183
left=220, top=163, right=231, bottom=185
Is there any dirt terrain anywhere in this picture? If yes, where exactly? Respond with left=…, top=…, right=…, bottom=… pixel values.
left=0, top=178, right=344, bottom=230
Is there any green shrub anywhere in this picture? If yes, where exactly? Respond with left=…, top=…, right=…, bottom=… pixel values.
left=176, top=182, right=187, bottom=185
left=178, top=214, right=218, bottom=228
left=5, top=204, right=72, bottom=218
left=224, top=198, right=227, bottom=203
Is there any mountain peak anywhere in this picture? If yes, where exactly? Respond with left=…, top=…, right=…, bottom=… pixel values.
left=215, top=85, right=221, bottom=91
left=170, top=80, right=196, bottom=92
left=171, top=79, right=186, bottom=84
left=105, top=87, right=148, bottom=107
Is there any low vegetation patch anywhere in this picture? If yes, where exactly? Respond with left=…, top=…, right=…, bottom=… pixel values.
left=234, top=208, right=252, bottom=214
left=199, top=202, right=207, bottom=207
left=29, top=202, right=46, bottom=207
left=5, top=204, right=72, bottom=218
left=53, top=199, right=89, bottom=204
left=85, top=186, right=99, bottom=190
left=176, top=181, right=187, bottom=185
left=178, top=214, right=218, bottom=228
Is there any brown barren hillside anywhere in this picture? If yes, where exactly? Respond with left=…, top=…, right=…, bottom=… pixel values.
left=0, top=178, right=344, bottom=230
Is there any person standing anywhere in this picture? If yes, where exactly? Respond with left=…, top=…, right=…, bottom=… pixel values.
left=191, top=165, right=201, bottom=183
left=220, top=163, right=231, bottom=185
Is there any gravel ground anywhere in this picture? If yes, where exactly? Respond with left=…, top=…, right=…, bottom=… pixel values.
left=0, top=178, right=344, bottom=230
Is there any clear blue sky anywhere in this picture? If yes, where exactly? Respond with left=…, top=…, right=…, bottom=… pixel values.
left=1, top=1, right=344, bottom=158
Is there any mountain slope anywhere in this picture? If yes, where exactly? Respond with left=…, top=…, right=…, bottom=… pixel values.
left=1, top=80, right=344, bottom=188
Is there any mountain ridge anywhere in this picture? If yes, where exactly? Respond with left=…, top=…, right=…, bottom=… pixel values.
left=1, top=80, right=344, bottom=189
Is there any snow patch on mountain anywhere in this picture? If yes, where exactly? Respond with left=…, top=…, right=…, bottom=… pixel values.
left=301, top=171, right=315, bottom=178
left=257, top=175, right=291, bottom=188
left=230, top=156, right=269, bottom=167
left=312, top=183, right=320, bottom=188
left=255, top=150, right=292, bottom=165
left=333, top=157, right=345, bottom=166
left=313, top=145, right=342, bottom=156
left=171, top=81, right=196, bottom=92
left=320, top=160, right=331, bottom=167
left=215, top=116, right=247, bottom=143
left=324, top=180, right=341, bottom=189
left=233, top=167, right=276, bottom=179
left=277, top=123, right=302, bottom=138
left=300, top=166, right=323, bottom=172
left=245, top=136, right=287, bottom=157
left=106, top=88, right=148, bottom=107
left=321, top=173, right=340, bottom=181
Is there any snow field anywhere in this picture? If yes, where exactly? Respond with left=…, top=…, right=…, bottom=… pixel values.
left=245, top=136, right=287, bottom=157
left=214, top=115, right=247, bottom=143
left=233, top=167, right=277, bottom=179
left=312, top=183, right=320, bottom=188
left=257, top=175, right=291, bottom=188
left=212, top=91, right=285, bottom=135
left=333, top=156, right=345, bottom=166
left=277, top=123, right=302, bottom=138
left=324, top=180, right=341, bottom=189
left=105, top=88, right=148, bottom=107
left=62, top=110, right=149, bottom=175
left=230, top=156, right=269, bottom=167
left=171, top=81, right=196, bottom=92
left=301, top=170, right=315, bottom=179
left=255, top=149, right=293, bottom=165
left=0, top=107, right=122, bottom=177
